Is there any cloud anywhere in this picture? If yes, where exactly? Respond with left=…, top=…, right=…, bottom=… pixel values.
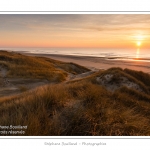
left=1, top=14, right=150, bottom=48
left=1, top=14, right=150, bottom=32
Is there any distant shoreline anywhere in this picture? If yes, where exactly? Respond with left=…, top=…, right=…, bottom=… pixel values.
left=9, top=50, right=149, bottom=74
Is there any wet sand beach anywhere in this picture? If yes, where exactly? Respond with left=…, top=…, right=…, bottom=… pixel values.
left=23, top=53, right=150, bottom=73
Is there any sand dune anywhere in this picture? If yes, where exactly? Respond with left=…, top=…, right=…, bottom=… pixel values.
left=1, top=51, right=150, bottom=136
left=96, top=74, right=142, bottom=92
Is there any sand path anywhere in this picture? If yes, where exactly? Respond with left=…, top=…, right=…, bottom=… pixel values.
left=64, top=68, right=99, bottom=83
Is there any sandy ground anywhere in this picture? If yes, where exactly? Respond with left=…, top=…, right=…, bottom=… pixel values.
left=24, top=53, right=150, bottom=73
left=96, top=74, right=143, bottom=92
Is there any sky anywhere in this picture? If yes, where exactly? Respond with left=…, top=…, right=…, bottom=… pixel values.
left=0, top=14, right=150, bottom=49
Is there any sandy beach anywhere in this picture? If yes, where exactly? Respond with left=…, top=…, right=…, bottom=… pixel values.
left=23, top=53, right=150, bottom=73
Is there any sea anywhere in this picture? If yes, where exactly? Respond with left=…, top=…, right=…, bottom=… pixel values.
left=1, top=47, right=150, bottom=62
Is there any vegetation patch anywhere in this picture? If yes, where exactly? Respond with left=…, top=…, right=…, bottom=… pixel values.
left=1, top=68, right=150, bottom=135
left=0, top=51, right=89, bottom=82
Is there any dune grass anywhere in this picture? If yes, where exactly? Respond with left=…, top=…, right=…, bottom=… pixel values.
left=94, top=67, right=149, bottom=93
left=124, top=68, right=150, bottom=89
left=1, top=68, right=150, bottom=135
left=1, top=51, right=150, bottom=136
left=0, top=51, right=89, bottom=82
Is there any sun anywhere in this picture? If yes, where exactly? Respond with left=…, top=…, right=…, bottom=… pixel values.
left=137, top=41, right=141, bottom=46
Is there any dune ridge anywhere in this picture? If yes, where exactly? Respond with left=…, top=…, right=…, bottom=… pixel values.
left=1, top=51, right=150, bottom=136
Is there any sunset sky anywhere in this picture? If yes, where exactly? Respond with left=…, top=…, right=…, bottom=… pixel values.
left=0, top=14, right=150, bottom=49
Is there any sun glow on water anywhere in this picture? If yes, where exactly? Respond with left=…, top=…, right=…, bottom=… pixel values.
left=136, top=48, right=140, bottom=59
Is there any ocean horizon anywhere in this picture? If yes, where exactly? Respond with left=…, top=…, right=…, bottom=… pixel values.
left=1, top=47, right=150, bottom=62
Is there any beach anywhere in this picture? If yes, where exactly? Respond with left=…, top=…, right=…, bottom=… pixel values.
left=23, top=52, right=150, bottom=73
